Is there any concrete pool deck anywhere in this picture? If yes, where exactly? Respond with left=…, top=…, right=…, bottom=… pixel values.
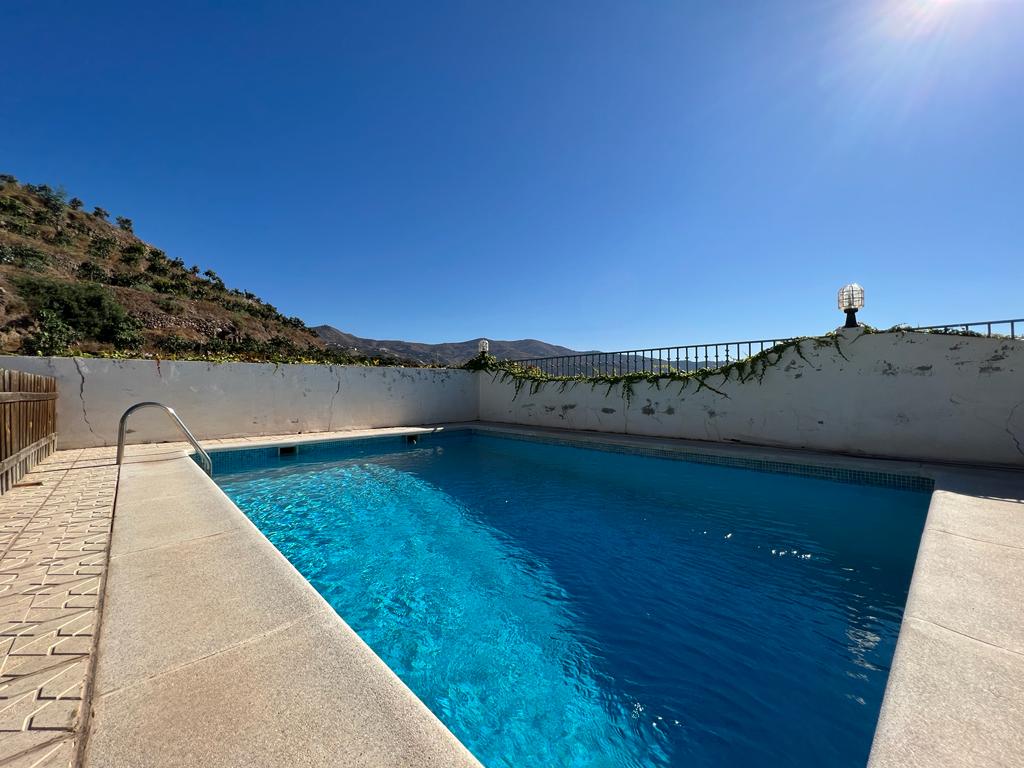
left=1, top=423, right=1022, bottom=766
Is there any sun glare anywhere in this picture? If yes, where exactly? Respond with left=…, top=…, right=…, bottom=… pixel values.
left=873, top=0, right=1005, bottom=38
left=877, top=0, right=956, bottom=38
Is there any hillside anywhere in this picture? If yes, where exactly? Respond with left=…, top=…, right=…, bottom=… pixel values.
left=0, top=175, right=395, bottom=363
left=314, top=326, right=578, bottom=366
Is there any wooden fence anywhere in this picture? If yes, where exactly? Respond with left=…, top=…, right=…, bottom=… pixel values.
left=0, top=369, right=57, bottom=494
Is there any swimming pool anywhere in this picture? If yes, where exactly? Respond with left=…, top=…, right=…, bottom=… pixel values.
left=214, top=431, right=929, bottom=767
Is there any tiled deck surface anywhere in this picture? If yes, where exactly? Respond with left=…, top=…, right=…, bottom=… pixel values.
left=0, top=448, right=117, bottom=768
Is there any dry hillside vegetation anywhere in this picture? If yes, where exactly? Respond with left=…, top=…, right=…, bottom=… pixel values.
left=0, top=175, right=404, bottom=363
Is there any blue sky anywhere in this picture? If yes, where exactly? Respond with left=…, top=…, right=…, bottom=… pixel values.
left=3, top=1, right=1022, bottom=350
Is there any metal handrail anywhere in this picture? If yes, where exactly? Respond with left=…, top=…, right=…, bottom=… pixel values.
left=116, top=402, right=213, bottom=476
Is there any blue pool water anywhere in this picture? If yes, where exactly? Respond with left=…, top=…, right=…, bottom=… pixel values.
left=215, top=433, right=929, bottom=768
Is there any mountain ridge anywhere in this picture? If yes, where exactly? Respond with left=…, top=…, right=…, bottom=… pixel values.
left=314, top=325, right=577, bottom=365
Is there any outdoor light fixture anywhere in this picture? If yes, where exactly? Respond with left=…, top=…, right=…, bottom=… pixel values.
left=478, top=339, right=490, bottom=354
left=837, top=283, right=865, bottom=328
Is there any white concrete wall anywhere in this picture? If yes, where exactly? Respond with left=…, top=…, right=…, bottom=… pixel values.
left=6, top=329, right=1023, bottom=464
left=2, top=357, right=478, bottom=449
left=479, top=330, right=1024, bottom=467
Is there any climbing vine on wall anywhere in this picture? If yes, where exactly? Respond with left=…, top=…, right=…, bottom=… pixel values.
left=465, top=324, right=1005, bottom=404
left=464, top=331, right=862, bottom=405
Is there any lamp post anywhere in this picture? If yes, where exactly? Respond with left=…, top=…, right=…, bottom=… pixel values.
left=478, top=339, right=490, bottom=355
left=837, top=283, right=864, bottom=328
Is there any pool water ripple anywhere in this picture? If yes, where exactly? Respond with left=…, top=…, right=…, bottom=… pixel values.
left=218, top=433, right=927, bottom=767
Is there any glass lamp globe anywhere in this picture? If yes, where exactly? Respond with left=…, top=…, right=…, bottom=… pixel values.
left=478, top=339, right=490, bottom=354
left=837, top=283, right=865, bottom=328
left=837, top=283, right=865, bottom=311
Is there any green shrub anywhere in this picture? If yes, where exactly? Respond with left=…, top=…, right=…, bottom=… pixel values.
left=115, top=216, right=133, bottom=232
left=68, top=217, right=92, bottom=235
left=120, top=242, right=146, bottom=266
left=112, top=316, right=143, bottom=350
left=68, top=197, right=83, bottom=210
left=89, top=234, right=117, bottom=258
left=144, top=334, right=400, bottom=366
left=156, top=334, right=192, bottom=354
left=0, top=218, right=28, bottom=235
left=26, top=184, right=66, bottom=215
left=21, top=309, right=78, bottom=356
left=147, top=275, right=191, bottom=296
left=154, top=296, right=183, bottom=314
left=92, top=206, right=109, bottom=219
left=0, top=243, right=50, bottom=270
left=145, top=248, right=170, bottom=275
left=0, top=198, right=26, bottom=217
left=76, top=260, right=108, bottom=282
left=108, top=270, right=148, bottom=288
left=146, top=259, right=170, bottom=277
left=50, top=228, right=73, bottom=246
left=203, top=269, right=226, bottom=291
left=14, top=275, right=134, bottom=345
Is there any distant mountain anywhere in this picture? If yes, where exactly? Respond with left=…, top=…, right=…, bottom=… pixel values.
left=314, top=325, right=578, bottom=366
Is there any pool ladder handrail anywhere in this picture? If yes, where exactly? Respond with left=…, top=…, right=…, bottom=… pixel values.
left=115, top=402, right=213, bottom=476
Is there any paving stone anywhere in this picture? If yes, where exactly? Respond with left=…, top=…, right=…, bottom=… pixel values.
left=924, top=480, right=1024, bottom=550
left=906, top=529, right=1024, bottom=655
left=109, top=461, right=241, bottom=556
left=85, top=609, right=482, bottom=768
left=870, top=617, right=1024, bottom=767
left=2, top=736, right=76, bottom=767
left=0, top=449, right=115, bottom=763
left=96, top=526, right=328, bottom=695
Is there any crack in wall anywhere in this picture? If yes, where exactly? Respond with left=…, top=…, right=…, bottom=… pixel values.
left=72, top=357, right=99, bottom=440
left=327, top=367, right=342, bottom=431
left=1006, top=401, right=1024, bottom=458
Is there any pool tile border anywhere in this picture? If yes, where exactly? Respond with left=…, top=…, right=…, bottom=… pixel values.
left=208, top=436, right=408, bottom=473
left=206, top=426, right=933, bottom=493
left=470, top=428, right=934, bottom=492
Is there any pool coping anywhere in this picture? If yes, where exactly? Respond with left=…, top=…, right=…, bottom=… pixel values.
left=89, top=423, right=1024, bottom=767
left=82, top=434, right=484, bottom=768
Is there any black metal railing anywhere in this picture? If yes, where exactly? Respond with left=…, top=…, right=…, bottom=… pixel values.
left=506, top=318, right=1021, bottom=377
left=908, top=318, right=1020, bottom=338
